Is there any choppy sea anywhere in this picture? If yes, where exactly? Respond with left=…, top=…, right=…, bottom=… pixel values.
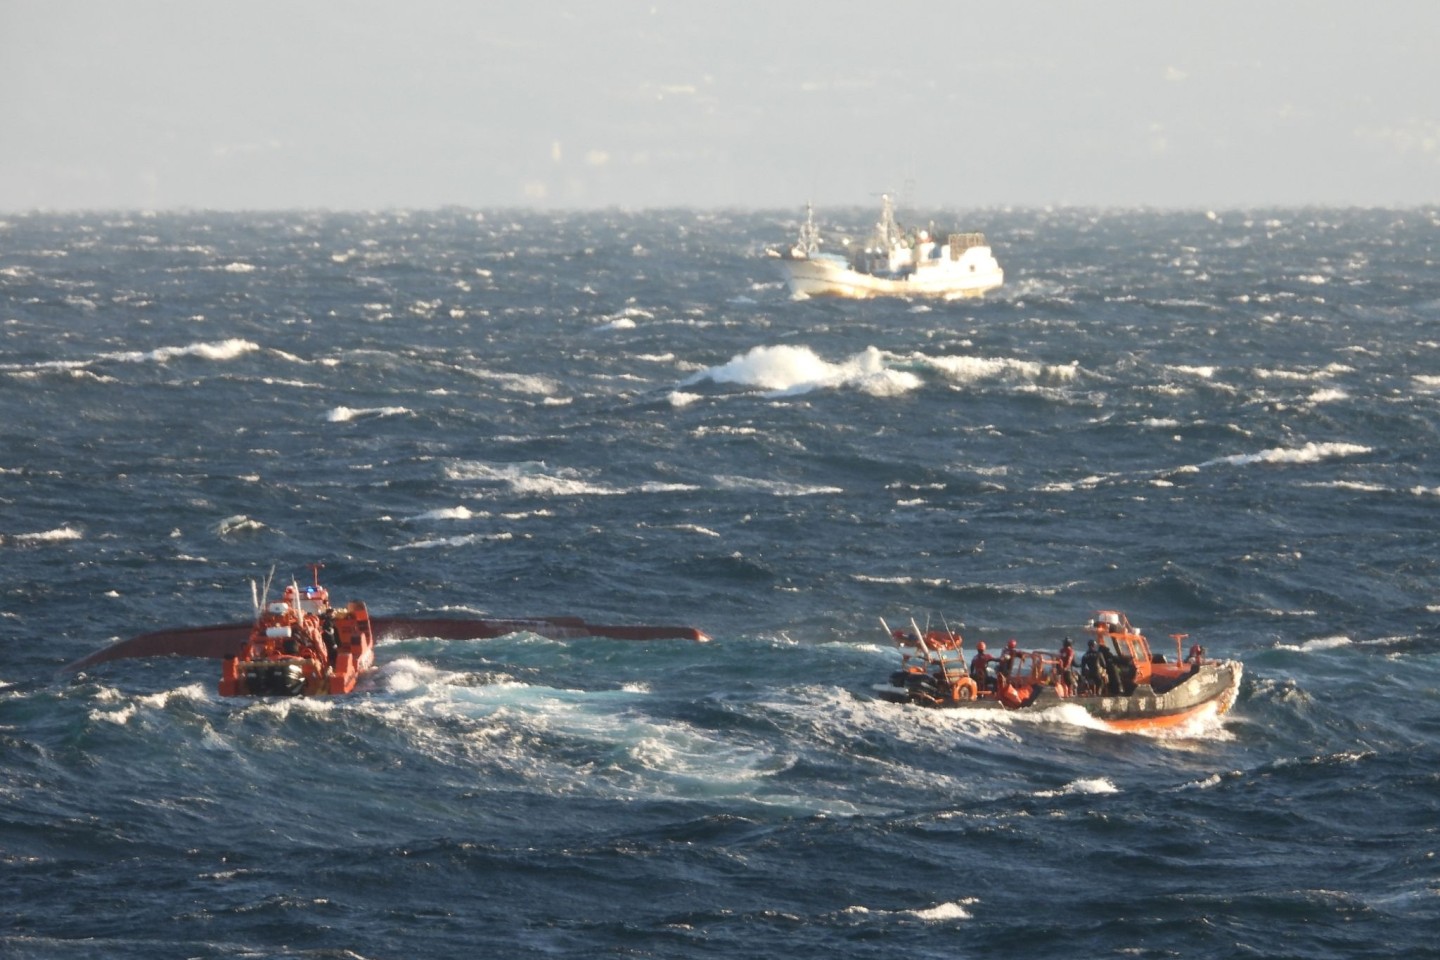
left=3, top=206, right=1439, bottom=959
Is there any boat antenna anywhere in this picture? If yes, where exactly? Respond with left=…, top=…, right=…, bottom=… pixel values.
left=254, top=564, right=277, bottom=623
left=908, top=617, right=933, bottom=660
left=309, top=561, right=324, bottom=588
left=940, top=613, right=962, bottom=651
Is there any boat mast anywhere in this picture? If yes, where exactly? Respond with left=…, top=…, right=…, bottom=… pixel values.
left=876, top=193, right=902, bottom=249
left=794, top=202, right=820, bottom=257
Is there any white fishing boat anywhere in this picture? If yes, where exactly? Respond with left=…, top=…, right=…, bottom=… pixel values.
left=770, top=196, right=1003, bottom=299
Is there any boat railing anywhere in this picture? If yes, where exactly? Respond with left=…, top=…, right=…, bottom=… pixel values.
left=948, top=233, right=988, bottom=257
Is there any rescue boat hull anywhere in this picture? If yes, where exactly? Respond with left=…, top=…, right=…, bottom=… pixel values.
left=872, top=660, right=1243, bottom=732
left=217, top=600, right=376, bottom=698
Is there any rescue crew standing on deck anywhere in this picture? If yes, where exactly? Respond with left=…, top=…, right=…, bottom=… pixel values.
left=1057, top=636, right=1076, bottom=691
left=1080, top=639, right=1105, bottom=695
left=996, top=638, right=1021, bottom=679
left=969, top=641, right=996, bottom=691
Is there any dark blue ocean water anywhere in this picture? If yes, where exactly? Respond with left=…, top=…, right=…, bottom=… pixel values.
left=3, top=206, right=1439, bottom=959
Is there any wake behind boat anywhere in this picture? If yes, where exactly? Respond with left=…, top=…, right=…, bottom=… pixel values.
left=769, top=196, right=1003, bottom=299
left=872, top=610, right=1242, bottom=732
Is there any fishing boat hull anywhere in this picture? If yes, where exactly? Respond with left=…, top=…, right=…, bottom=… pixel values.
left=66, top=615, right=708, bottom=674
left=778, top=252, right=1003, bottom=300
left=872, top=660, right=1243, bottom=732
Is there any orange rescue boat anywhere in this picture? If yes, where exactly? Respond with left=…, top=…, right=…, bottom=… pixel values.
left=218, top=564, right=376, bottom=697
left=873, top=610, right=1242, bottom=732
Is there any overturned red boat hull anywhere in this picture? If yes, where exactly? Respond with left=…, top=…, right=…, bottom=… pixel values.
left=66, top=615, right=709, bottom=674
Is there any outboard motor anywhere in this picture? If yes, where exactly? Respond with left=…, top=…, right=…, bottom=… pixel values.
left=243, top=661, right=307, bottom=697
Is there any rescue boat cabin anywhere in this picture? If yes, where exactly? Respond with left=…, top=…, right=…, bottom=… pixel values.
left=1088, top=609, right=1153, bottom=686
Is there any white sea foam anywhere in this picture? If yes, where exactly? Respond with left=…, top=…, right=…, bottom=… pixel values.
left=1169, top=364, right=1217, bottom=379
left=326, top=405, right=412, bottom=422
left=906, top=901, right=976, bottom=922
left=115, top=338, right=259, bottom=364
left=216, top=515, right=266, bottom=536
left=671, top=524, right=721, bottom=537
left=1034, top=777, right=1120, bottom=798
left=716, top=475, right=844, bottom=497
left=1275, top=634, right=1352, bottom=653
left=409, top=506, right=484, bottom=521
left=4, top=526, right=83, bottom=544
left=842, top=899, right=977, bottom=923
left=1254, top=367, right=1315, bottom=381
left=1175, top=773, right=1226, bottom=791
left=461, top=366, right=559, bottom=396
left=919, top=352, right=1076, bottom=383
left=1200, top=441, right=1369, bottom=469
left=668, top=391, right=703, bottom=407
left=684, top=344, right=922, bottom=398
left=391, top=531, right=515, bottom=550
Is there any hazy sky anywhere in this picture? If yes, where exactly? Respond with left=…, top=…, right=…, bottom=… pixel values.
left=3, top=0, right=1438, bottom=211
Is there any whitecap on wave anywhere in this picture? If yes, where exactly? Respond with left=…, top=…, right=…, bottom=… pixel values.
left=683, top=344, right=921, bottom=398
left=1275, top=634, right=1352, bottom=653
left=1034, top=777, right=1120, bottom=797
left=1198, top=441, right=1370, bottom=469
left=326, top=405, right=412, bottom=422
left=1, top=526, right=83, bottom=545
left=841, top=899, right=977, bottom=923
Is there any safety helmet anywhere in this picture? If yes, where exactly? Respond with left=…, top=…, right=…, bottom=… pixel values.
left=1006, top=639, right=1018, bottom=649
left=975, top=641, right=986, bottom=651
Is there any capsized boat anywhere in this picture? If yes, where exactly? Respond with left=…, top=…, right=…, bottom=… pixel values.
left=64, top=571, right=710, bottom=681
left=218, top=564, right=376, bottom=697
left=871, top=610, right=1242, bottom=732
left=768, top=196, right=1004, bottom=299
